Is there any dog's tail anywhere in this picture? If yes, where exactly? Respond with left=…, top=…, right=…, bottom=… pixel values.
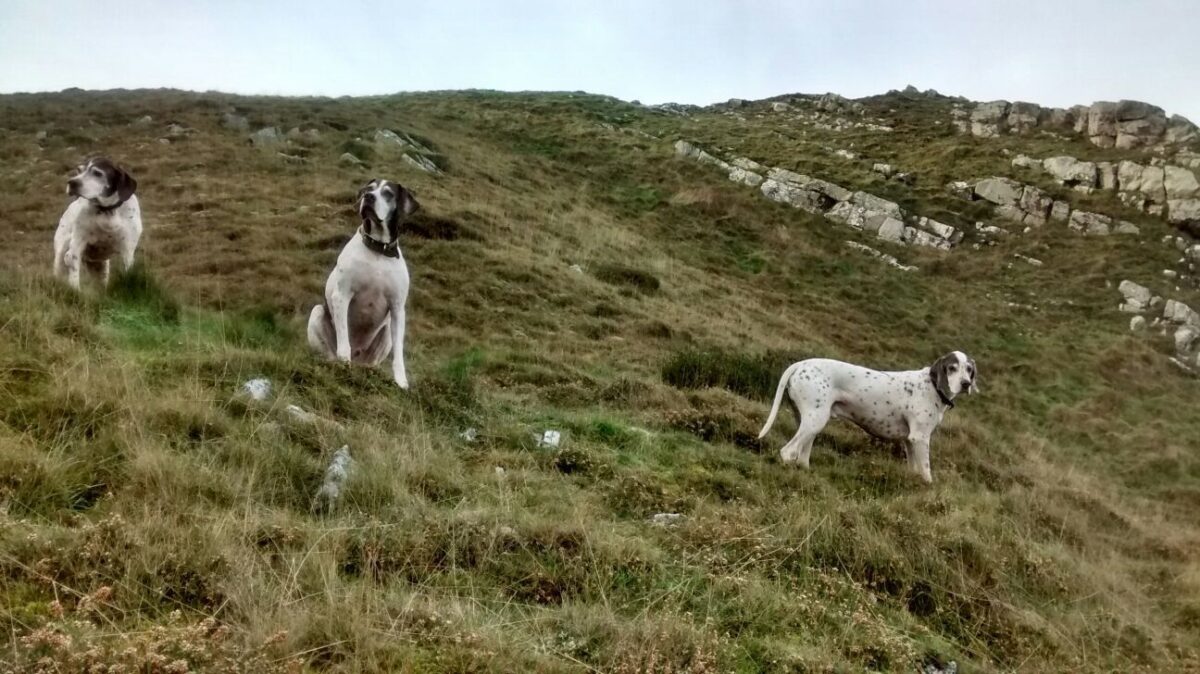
left=758, top=362, right=800, bottom=439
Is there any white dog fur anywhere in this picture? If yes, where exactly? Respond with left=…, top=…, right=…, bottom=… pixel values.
left=53, top=157, right=142, bottom=289
left=307, top=178, right=419, bottom=388
left=758, top=351, right=977, bottom=483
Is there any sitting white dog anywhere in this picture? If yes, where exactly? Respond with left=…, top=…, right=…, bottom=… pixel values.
left=307, top=178, right=419, bottom=388
left=53, top=157, right=143, bottom=289
left=758, top=351, right=977, bottom=483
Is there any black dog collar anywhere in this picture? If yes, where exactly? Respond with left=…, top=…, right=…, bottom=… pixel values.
left=359, top=227, right=401, bottom=258
left=91, top=197, right=126, bottom=215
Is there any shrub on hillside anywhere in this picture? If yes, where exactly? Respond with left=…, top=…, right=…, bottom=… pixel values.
left=338, top=138, right=373, bottom=160
left=661, top=347, right=805, bottom=399
left=403, top=212, right=484, bottom=241
left=662, top=407, right=763, bottom=451
left=593, top=262, right=660, bottom=293
left=107, top=263, right=181, bottom=324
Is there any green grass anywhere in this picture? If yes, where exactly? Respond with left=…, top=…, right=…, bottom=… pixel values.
left=661, top=347, right=805, bottom=398
left=0, top=88, right=1198, bottom=673
left=592, top=262, right=662, bottom=293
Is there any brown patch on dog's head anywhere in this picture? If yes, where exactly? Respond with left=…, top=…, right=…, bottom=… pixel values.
left=930, top=352, right=957, bottom=403
left=68, top=157, right=137, bottom=206
left=930, top=350, right=976, bottom=402
left=357, top=178, right=421, bottom=242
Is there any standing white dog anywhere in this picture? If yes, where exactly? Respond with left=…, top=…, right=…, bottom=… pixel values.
left=53, top=157, right=142, bottom=289
left=758, top=351, right=977, bottom=483
left=307, top=178, right=419, bottom=389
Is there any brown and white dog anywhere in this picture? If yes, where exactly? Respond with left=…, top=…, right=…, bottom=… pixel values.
left=758, top=351, right=978, bottom=483
left=53, top=157, right=143, bottom=289
left=307, top=179, right=419, bottom=388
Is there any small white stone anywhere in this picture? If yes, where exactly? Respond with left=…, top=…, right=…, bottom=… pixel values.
left=285, top=404, right=318, bottom=424
left=650, top=513, right=685, bottom=527
left=537, top=430, right=561, bottom=448
left=241, top=378, right=272, bottom=401
left=1175, top=326, right=1198, bottom=356
left=314, top=446, right=353, bottom=511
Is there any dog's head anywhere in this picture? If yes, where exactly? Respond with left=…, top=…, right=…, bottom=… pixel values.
left=930, top=350, right=978, bottom=402
left=357, top=178, right=419, bottom=243
left=67, top=157, right=137, bottom=207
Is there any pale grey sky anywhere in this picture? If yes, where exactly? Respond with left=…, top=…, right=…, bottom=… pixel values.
left=2, top=0, right=1198, bottom=121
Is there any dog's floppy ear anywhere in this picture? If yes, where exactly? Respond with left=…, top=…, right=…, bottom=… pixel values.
left=967, top=357, right=980, bottom=394
left=112, top=165, right=137, bottom=203
left=930, top=353, right=955, bottom=402
left=398, top=186, right=420, bottom=218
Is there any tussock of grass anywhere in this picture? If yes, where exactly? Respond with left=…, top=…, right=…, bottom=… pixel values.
left=107, top=262, right=182, bottom=323
left=661, top=347, right=804, bottom=398
left=592, top=261, right=661, bottom=293
left=403, top=211, right=483, bottom=241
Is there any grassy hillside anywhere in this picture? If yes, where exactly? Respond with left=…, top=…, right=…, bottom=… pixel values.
left=1, top=88, right=1198, bottom=673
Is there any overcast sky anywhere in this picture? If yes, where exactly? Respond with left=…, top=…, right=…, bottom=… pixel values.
left=2, top=0, right=1197, bottom=120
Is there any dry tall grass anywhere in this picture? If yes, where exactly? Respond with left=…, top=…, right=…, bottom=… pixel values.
left=1, top=89, right=1198, bottom=672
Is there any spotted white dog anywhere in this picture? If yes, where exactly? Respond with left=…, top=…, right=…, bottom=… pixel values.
left=53, top=157, right=142, bottom=289
left=758, top=351, right=977, bottom=483
left=307, top=179, right=419, bottom=388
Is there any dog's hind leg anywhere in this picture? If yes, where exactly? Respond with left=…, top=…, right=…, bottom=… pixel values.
left=307, top=305, right=337, bottom=360
left=781, top=399, right=830, bottom=469
left=326, top=291, right=353, bottom=362
left=359, top=321, right=392, bottom=367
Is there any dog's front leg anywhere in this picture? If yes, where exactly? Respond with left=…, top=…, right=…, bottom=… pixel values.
left=118, top=234, right=139, bottom=275
left=389, top=304, right=408, bottom=389
left=907, top=433, right=933, bottom=484
left=64, top=236, right=84, bottom=290
left=327, top=291, right=353, bottom=362
left=97, top=259, right=111, bottom=287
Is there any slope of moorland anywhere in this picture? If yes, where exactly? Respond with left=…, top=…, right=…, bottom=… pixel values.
left=0, top=88, right=1198, bottom=673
